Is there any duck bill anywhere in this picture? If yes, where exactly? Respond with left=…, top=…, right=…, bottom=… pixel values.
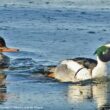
left=0, top=47, right=19, bottom=52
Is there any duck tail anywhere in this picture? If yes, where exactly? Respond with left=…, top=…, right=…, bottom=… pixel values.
left=44, top=65, right=56, bottom=78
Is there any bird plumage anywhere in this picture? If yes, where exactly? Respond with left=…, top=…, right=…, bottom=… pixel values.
left=44, top=43, right=110, bottom=82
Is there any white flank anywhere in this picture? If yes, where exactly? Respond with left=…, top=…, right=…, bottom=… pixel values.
left=61, top=60, right=83, bottom=72
left=61, top=60, right=91, bottom=80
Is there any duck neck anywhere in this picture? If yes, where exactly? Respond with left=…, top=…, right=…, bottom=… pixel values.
left=92, top=56, right=108, bottom=78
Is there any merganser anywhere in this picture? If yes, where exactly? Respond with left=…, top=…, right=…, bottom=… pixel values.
left=45, top=43, right=110, bottom=82
left=0, top=37, right=19, bottom=68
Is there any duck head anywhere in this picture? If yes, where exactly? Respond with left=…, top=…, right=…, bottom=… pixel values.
left=94, top=43, right=110, bottom=62
left=0, top=37, right=19, bottom=52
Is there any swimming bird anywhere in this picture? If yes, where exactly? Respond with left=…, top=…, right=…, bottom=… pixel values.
left=45, top=43, right=110, bottom=82
left=0, top=37, right=19, bottom=68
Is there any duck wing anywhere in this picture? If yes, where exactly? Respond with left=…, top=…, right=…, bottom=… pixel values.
left=71, top=57, right=97, bottom=71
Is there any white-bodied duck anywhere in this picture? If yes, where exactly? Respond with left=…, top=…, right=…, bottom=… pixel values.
left=45, top=43, right=110, bottom=82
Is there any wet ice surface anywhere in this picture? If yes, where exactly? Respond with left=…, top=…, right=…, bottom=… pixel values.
left=0, top=0, right=110, bottom=110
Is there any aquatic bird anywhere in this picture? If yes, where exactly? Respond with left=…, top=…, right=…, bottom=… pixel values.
left=45, top=43, right=110, bottom=82
left=0, top=37, right=19, bottom=68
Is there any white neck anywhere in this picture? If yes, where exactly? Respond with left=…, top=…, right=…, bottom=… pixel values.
left=92, top=56, right=109, bottom=78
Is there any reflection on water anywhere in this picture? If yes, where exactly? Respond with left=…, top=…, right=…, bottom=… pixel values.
left=93, top=82, right=110, bottom=110
left=68, top=85, right=92, bottom=103
left=0, top=71, right=7, bottom=105
left=67, top=80, right=110, bottom=110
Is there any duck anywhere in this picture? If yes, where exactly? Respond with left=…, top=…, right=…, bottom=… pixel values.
left=45, top=43, right=110, bottom=82
left=0, top=37, right=19, bottom=68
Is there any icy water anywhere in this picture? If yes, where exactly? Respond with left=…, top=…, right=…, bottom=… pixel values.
left=0, top=0, right=110, bottom=110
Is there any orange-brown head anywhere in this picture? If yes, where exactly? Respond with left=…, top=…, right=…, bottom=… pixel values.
left=0, top=37, right=19, bottom=52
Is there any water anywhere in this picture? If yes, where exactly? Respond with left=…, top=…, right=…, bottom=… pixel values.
left=0, top=0, right=110, bottom=109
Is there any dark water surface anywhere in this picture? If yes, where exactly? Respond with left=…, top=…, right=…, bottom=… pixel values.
left=0, top=1, right=110, bottom=110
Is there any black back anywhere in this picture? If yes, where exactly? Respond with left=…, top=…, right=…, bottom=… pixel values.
left=68, top=57, right=97, bottom=71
